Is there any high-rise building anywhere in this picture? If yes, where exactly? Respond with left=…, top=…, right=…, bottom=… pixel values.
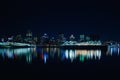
left=41, top=33, right=49, bottom=44
left=80, top=34, right=85, bottom=42
left=58, top=33, right=66, bottom=44
left=49, top=37, right=56, bottom=45
left=33, top=37, right=38, bottom=42
left=25, top=30, right=33, bottom=43
left=85, top=36, right=90, bottom=41
left=26, top=30, right=32, bottom=37
left=36, top=35, right=42, bottom=45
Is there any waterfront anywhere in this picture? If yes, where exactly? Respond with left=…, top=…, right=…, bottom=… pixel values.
left=0, top=47, right=114, bottom=63
left=0, top=46, right=120, bottom=64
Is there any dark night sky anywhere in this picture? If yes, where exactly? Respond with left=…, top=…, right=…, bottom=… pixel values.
left=0, top=0, right=120, bottom=41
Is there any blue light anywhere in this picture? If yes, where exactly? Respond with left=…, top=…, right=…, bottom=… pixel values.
left=44, top=54, right=48, bottom=64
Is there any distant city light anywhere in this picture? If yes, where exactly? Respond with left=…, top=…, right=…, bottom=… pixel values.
left=0, top=30, right=119, bottom=64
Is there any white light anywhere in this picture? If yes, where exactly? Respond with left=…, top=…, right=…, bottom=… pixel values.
left=65, top=50, right=69, bottom=59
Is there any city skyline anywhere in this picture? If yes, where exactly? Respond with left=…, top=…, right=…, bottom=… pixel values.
left=0, top=30, right=119, bottom=42
left=0, top=30, right=104, bottom=42
left=1, top=1, right=120, bottom=79
left=0, top=1, right=120, bottom=41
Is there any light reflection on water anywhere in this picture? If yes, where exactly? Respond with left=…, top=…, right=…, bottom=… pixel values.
left=63, top=49, right=101, bottom=62
left=107, top=46, right=120, bottom=56
left=0, top=47, right=120, bottom=63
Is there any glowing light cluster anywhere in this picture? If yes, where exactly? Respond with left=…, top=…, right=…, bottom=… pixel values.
left=64, top=49, right=101, bottom=62
left=62, top=41, right=102, bottom=46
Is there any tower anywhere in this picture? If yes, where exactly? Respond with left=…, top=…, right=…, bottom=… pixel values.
left=26, top=30, right=33, bottom=43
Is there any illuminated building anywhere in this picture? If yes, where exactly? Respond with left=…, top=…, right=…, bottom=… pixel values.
left=57, top=33, right=66, bottom=44
left=1, top=38, right=4, bottom=42
left=14, top=34, right=23, bottom=42
left=69, top=34, right=75, bottom=41
left=25, top=30, right=33, bottom=43
left=49, top=37, right=56, bottom=45
left=41, top=33, right=49, bottom=45
left=26, top=30, right=32, bottom=37
left=0, top=35, right=7, bottom=42
left=80, top=34, right=85, bottom=42
left=85, top=36, right=90, bottom=41
left=33, top=37, right=38, bottom=42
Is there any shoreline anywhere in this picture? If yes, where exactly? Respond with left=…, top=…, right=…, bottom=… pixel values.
left=0, top=45, right=108, bottom=50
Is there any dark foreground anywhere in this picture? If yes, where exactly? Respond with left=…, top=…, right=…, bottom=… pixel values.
left=0, top=56, right=120, bottom=79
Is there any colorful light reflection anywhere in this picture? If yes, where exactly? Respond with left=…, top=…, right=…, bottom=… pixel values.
left=0, top=46, right=119, bottom=63
left=64, top=49, right=101, bottom=62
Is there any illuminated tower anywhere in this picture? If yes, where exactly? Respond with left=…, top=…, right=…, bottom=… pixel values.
left=26, top=30, right=33, bottom=43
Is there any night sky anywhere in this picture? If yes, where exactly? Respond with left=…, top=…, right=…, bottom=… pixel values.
left=0, top=0, right=120, bottom=41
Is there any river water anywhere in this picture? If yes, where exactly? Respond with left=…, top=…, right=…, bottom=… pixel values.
left=0, top=47, right=120, bottom=79
left=0, top=47, right=119, bottom=63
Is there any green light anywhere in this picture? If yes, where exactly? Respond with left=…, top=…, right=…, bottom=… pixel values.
left=80, top=56, right=85, bottom=62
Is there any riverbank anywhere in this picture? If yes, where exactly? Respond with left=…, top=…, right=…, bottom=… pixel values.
left=0, top=44, right=108, bottom=50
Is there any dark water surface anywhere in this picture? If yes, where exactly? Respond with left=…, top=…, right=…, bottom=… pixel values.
left=0, top=47, right=120, bottom=79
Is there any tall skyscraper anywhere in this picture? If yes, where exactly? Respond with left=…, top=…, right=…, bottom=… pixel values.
left=80, top=34, right=85, bottom=42
left=25, top=30, right=33, bottom=43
